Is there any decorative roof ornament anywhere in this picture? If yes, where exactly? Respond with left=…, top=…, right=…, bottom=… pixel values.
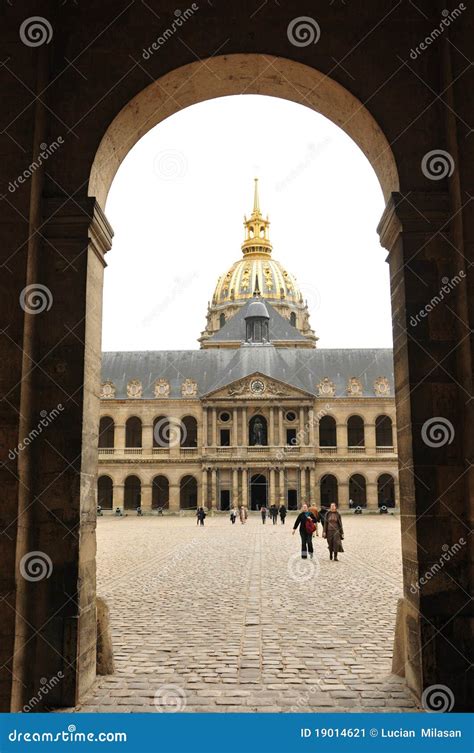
left=374, top=376, right=390, bottom=396
left=181, top=378, right=198, bottom=397
left=346, top=377, right=363, bottom=396
left=317, top=377, right=336, bottom=397
left=154, top=378, right=170, bottom=398
left=100, top=380, right=116, bottom=399
left=242, top=178, right=272, bottom=259
left=127, top=379, right=142, bottom=398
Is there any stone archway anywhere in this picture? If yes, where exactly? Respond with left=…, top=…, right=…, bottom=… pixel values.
left=4, top=36, right=471, bottom=713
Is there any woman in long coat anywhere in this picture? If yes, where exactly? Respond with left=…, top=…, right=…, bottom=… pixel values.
left=323, top=502, right=344, bottom=561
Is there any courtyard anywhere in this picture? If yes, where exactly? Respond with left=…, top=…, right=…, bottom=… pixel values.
left=75, top=513, right=418, bottom=713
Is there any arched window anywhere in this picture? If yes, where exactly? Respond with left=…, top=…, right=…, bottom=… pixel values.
left=97, top=475, right=113, bottom=509
left=125, top=416, right=142, bottom=448
left=180, top=475, right=197, bottom=509
left=153, top=416, right=169, bottom=448
left=375, top=415, right=393, bottom=446
left=219, top=312, right=226, bottom=328
left=181, top=415, right=198, bottom=447
left=320, top=474, right=338, bottom=508
left=152, top=475, right=169, bottom=510
left=319, top=415, right=337, bottom=447
left=378, top=474, right=395, bottom=508
left=290, top=311, right=296, bottom=327
left=98, top=416, right=114, bottom=448
left=349, top=474, right=367, bottom=507
left=249, top=414, right=268, bottom=446
left=124, top=475, right=141, bottom=510
left=347, top=415, right=365, bottom=447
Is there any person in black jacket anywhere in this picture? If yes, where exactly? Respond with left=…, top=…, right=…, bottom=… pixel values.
left=292, top=503, right=318, bottom=559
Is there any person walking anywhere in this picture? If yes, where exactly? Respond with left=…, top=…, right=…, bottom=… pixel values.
left=230, top=507, right=237, bottom=524
left=196, top=507, right=206, bottom=526
left=239, top=505, right=247, bottom=524
left=270, top=503, right=278, bottom=525
left=279, top=503, right=287, bottom=524
left=260, top=505, right=267, bottom=524
left=292, top=503, right=318, bottom=559
left=308, top=504, right=320, bottom=536
left=323, top=502, right=344, bottom=560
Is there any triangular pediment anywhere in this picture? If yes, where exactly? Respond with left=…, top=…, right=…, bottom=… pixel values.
left=203, top=372, right=314, bottom=400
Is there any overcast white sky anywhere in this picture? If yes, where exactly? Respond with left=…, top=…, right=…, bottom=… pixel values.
left=102, top=94, right=392, bottom=352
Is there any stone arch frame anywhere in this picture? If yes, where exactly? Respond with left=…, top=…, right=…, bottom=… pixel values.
left=349, top=472, right=368, bottom=507
left=4, top=33, right=471, bottom=713
left=318, top=414, right=337, bottom=447
left=152, top=474, right=170, bottom=510
left=179, top=474, right=199, bottom=510
left=152, top=414, right=170, bottom=448
left=180, top=415, right=198, bottom=447
left=123, top=474, right=142, bottom=511
left=319, top=473, right=339, bottom=507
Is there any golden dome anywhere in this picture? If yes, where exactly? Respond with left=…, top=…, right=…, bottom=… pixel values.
left=212, top=179, right=303, bottom=306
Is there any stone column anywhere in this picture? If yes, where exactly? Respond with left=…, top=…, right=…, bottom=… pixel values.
left=278, top=407, right=284, bottom=446
left=241, top=406, right=247, bottom=446
left=141, top=483, right=152, bottom=513
left=169, top=482, right=180, bottom=512
left=299, top=407, right=305, bottom=445
left=279, top=468, right=285, bottom=503
left=268, top=406, right=274, bottom=446
left=309, top=467, right=316, bottom=504
left=365, top=422, right=376, bottom=456
left=232, top=467, right=239, bottom=507
left=115, top=483, right=125, bottom=513
left=338, top=480, right=349, bottom=509
left=142, top=423, right=154, bottom=454
left=308, top=409, right=315, bottom=446
left=366, top=481, right=378, bottom=511
left=269, top=467, right=275, bottom=505
left=203, top=407, right=208, bottom=446
left=233, top=408, right=238, bottom=446
left=212, top=408, right=217, bottom=447
left=336, top=422, right=346, bottom=453
left=378, top=191, right=472, bottom=707
left=202, top=468, right=208, bottom=509
left=211, top=468, right=217, bottom=509
left=115, top=423, right=126, bottom=452
left=241, top=468, right=248, bottom=508
left=300, top=467, right=307, bottom=503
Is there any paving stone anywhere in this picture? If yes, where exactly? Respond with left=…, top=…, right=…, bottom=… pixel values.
left=70, top=516, right=419, bottom=713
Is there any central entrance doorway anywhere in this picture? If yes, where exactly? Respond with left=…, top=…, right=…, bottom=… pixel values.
left=250, top=473, right=267, bottom=510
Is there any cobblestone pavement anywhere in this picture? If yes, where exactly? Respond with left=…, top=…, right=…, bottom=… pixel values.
left=76, top=514, right=419, bottom=713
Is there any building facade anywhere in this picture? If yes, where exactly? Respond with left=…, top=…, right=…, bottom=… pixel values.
left=98, top=182, right=398, bottom=513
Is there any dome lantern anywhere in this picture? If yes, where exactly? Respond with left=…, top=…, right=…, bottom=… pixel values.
left=241, top=178, right=272, bottom=258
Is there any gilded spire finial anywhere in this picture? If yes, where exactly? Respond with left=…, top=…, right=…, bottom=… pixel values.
left=253, top=177, right=260, bottom=215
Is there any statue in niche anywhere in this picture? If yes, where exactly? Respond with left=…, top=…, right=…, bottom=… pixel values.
left=250, top=415, right=267, bottom=446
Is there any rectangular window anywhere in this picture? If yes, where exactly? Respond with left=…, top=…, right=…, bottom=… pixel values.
left=220, top=429, right=230, bottom=446
left=286, top=428, right=297, bottom=446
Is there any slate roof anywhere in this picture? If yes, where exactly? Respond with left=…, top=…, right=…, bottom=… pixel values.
left=207, top=297, right=307, bottom=343
left=101, top=347, right=394, bottom=399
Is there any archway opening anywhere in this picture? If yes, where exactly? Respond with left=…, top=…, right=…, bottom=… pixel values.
left=124, top=475, right=141, bottom=511
left=250, top=473, right=268, bottom=511
left=98, top=416, right=114, bottom=448
left=378, top=474, right=396, bottom=508
left=319, top=415, right=337, bottom=447
left=320, top=474, right=338, bottom=509
left=125, top=417, right=142, bottom=449
left=376, top=415, right=394, bottom=447
left=97, top=475, right=113, bottom=510
left=181, top=416, right=198, bottom=448
left=180, top=475, right=198, bottom=510
left=349, top=474, right=367, bottom=508
left=152, top=475, right=169, bottom=510
left=347, top=415, right=365, bottom=448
